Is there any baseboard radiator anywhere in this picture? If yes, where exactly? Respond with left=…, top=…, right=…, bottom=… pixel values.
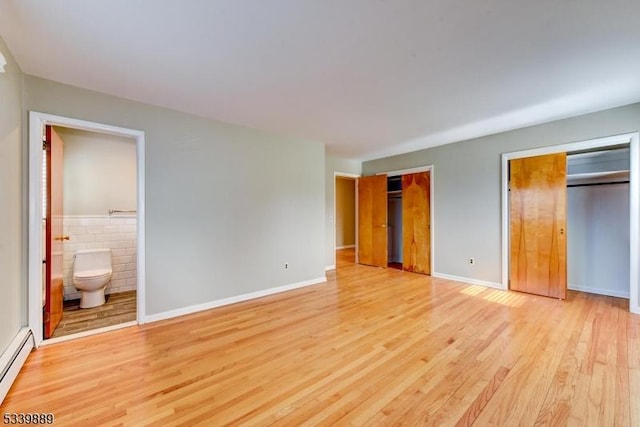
left=0, top=328, right=34, bottom=404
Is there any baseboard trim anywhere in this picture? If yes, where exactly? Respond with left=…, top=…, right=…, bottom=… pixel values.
left=569, top=284, right=629, bottom=299
left=144, top=276, right=327, bottom=323
left=432, top=272, right=504, bottom=290
left=325, top=265, right=336, bottom=271
left=336, top=245, right=355, bottom=250
left=1, top=328, right=34, bottom=404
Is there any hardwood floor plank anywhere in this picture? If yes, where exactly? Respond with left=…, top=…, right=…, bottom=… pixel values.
left=533, top=292, right=592, bottom=426
left=1, top=248, right=637, bottom=426
left=628, top=313, right=640, bottom=426
left=454, top=365, right=510, bottom=427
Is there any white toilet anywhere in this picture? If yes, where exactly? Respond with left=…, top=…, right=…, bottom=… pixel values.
left=73, top=248, right=113, bottom=308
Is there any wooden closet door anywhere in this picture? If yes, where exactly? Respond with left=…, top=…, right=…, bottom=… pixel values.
left=357, top=175, right=388, bottom=268
left=402, top=171, right=431, bottom=274
left=510, top=153, right=567, bottom=299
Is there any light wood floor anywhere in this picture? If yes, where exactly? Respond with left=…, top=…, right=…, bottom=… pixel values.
left=2, top=248, right=639, bottom=426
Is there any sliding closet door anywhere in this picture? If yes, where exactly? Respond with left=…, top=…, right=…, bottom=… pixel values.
left=402, top=171, right=431, bottom=274
left=510, top=153, right=567, bottom=299
left=357, top=175, right=388, bottom=268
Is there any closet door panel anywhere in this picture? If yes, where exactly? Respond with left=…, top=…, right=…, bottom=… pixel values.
left=510, top=153, right=567, bottom=299
left=357, top=175, right=388, bottom=268
left=402, top=171, right=431, bottom=274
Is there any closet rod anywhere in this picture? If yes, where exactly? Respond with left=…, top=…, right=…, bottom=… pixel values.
left=567, top=180, right=629, bottom=188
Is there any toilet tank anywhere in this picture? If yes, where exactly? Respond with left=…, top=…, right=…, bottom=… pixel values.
left=74, top=248, right=112, bottom=271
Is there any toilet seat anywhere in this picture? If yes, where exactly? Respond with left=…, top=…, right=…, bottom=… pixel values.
left=73, top=268, right=111, bottom=280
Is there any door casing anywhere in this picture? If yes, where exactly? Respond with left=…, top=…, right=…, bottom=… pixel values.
left=501, top=133, right=640, bottom=314
left=28, top=112, right=146, bottom=347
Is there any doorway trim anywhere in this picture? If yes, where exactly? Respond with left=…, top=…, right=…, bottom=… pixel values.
left=501, top=132, right=639, bottom=314
left=28, top=111, right=146, bottom=347
left=332, top=172, right=360, bottom=269
left=376, top=165, right=435, bottom=275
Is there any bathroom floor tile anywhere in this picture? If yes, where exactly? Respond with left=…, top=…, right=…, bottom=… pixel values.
left=50, top=290, right=136, bottom=339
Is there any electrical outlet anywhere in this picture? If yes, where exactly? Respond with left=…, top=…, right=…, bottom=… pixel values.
left=468, top=258, right=475, bottom=265
left=284, top=263, right=289, bottom=270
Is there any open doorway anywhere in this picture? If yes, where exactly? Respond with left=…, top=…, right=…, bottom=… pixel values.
left=334, top=173, right=358, bottom=268
left=29, top=112, right=146, bottom=347
left=43, top=126, right=138, bottom=340
left=501, top=132, right=639, bottom=314
left=567, top=147, right=630, bottom=298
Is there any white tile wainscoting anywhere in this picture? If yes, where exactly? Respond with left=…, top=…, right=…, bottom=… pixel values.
left=62, top=215, right=137, bottom=300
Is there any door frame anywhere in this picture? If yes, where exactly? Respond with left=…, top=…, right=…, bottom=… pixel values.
left=333, top=172, right=360, bottom=268
left=28, top=111, right=146, bottom=347
left=376, top=165, right=434, bottom=274
left=501, top=132, right=639, bottom=314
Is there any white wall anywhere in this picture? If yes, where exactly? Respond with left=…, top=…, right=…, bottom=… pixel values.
left=0, top=39, right=25, bottom=356
left=56, top=127, right=136, bottom=215
left=24, top=75, right=326, bottom=316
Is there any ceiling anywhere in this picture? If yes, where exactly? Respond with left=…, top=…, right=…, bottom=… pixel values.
left=2, top=0, right=640, bottom=161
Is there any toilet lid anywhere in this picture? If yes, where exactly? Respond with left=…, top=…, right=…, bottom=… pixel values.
left=74, top=268, right=112, bottom=279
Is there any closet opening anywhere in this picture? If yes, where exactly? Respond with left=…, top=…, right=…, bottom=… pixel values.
left=387, top=176, right=403, bottom=270
left=357, top=166, right=433, bottom=275
left=567, top=145, right=630, bottom=298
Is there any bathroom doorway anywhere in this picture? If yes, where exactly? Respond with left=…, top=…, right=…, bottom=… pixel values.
left=29, top=112, right=146, bottom=346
